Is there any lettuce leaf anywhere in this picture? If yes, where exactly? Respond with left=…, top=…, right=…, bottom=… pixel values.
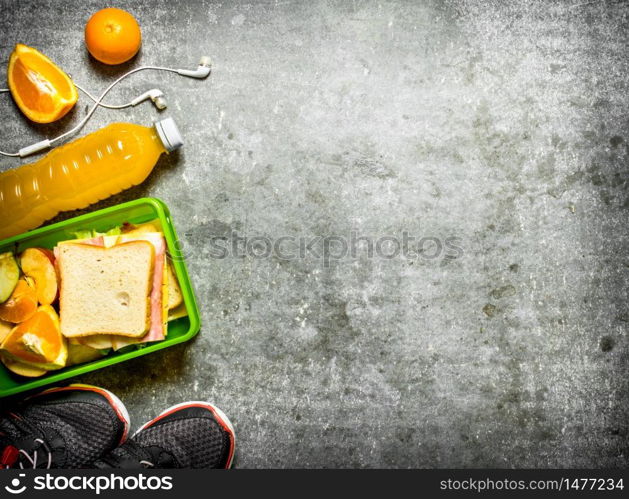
left=104, top=226, right=123, bottom=236
left=70, top=229, right=95, bottom=240
left=70, top=225, right=123, bottom=240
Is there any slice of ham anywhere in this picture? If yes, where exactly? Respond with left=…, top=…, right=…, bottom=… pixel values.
left=111, top=232, right=166, bottom=350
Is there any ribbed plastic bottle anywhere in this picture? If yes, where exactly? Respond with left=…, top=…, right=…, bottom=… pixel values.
left=0, top=118, right=183, bottom=240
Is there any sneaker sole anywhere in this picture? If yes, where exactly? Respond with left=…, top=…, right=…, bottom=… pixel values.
left=134, top=401, right=236, bottom=469
left=32, top=384, right=131, bottom=445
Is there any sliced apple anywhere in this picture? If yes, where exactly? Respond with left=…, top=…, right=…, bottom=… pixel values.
left=0, top=320, right=13, bottom=343
left=0, top=252, right=20, bottom=303
left=67, top=342, right=105, bottom=366
left=0, top=278, right=38, bottom=323
left=0, top=354, right=47, bottom=377
left=20, top=248, right=59, bottom=305
left=0, top=305, right=67, bottom=370
left=76, top=334, right=114, bottom=350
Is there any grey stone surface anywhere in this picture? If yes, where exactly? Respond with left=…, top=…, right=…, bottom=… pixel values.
left=0, top=0, right=628, bottom=468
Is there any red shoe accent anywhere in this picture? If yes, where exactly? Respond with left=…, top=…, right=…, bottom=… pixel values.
left=0, top=445, right=19, bottom=469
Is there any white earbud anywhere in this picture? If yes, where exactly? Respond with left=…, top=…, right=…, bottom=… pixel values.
left=176, top=56, right=212, bottom=79
left=130, top=89, right=167, bottom=110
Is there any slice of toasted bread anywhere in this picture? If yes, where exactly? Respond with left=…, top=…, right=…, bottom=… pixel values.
left=166, top=263, right=183, bottom=310
left=58, top=241, right=154, bottom=338
left=122, top=223, right=182, bottom=312
left=167, top=302, right=188, bottom=321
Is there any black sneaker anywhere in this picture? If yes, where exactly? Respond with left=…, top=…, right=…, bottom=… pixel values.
left=95, top=402, right=235, bottom=469
left=0, top=384, right=129, bottom=469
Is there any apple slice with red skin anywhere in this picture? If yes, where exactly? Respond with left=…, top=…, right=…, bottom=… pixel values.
left=20, top=248, right=59, bottom=305
left=0, top=278, right=38, bottom=323
left=0, top=252, right=19, bottom=303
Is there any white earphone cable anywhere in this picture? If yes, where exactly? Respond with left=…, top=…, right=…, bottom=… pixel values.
left=3, top=85, right=134, bottom=109
left=0, top=64, right=182, bottom=157
left=51, top=65, right=178, bottom=145
left=73, top=83, right=131, bottom=109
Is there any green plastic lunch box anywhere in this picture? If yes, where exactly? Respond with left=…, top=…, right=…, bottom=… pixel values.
left=0, top=197, right=201, bottom=398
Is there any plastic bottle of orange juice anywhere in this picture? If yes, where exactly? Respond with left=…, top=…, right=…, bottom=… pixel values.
left=0, top=118, right=182, bottom=240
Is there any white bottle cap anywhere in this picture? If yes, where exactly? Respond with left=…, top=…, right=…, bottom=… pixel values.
left=155, top=118, right=184, bottom=152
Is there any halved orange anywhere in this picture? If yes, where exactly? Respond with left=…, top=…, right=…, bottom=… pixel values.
left=8, top=44, right=78, bottom=123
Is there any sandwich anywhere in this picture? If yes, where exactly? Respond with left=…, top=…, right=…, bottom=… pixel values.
left=55, top=220, right=186, bottom=351
left=0, top=219, right=187, bottom=377
left=57, top=241, right=155, bottom=338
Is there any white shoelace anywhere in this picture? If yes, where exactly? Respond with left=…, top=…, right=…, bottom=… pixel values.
left=17, top=439, right=52, bottom=469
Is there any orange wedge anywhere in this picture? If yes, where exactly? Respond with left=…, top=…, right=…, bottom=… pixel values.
left=0, top=278, right=38, bottom=323
left=0, top=305, right=66, bottom=368
left=8, top=44, right=78, bottom=123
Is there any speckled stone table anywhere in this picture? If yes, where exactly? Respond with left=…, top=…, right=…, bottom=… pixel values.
left=0, top=0, right=627, bottom=468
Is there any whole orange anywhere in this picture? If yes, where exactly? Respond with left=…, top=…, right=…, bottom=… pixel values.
left=85, top=8, right=141, bottom=65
